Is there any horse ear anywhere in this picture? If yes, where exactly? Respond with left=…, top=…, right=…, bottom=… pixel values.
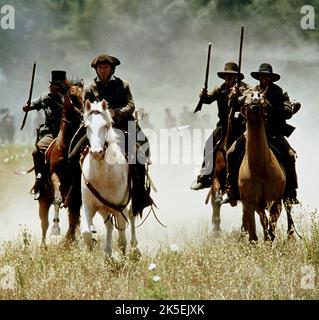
left=101, top=99, right=108, bottom=110
left=85, top=99, right=91, bottom=111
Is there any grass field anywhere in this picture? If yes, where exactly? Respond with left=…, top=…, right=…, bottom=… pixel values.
left=0, top=145, right=318, bottom=300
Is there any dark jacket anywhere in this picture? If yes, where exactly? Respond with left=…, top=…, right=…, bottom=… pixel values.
left=84, top=76, right=135, bottom=129
left=30, top=92, right=64, bottom=138
left=246, top=83, right=295, bottom=137
left=203, top=81, right=251, bottom=143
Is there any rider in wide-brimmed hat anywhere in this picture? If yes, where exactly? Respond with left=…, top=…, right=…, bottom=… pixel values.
left=191, top=61, right=250, bottom=191
left=225, top=63, right=301, bottom=205
left=250, top=63, right=280, bottom=82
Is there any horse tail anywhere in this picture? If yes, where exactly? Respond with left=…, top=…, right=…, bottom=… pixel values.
left=14, top=166, right=34, bottom=175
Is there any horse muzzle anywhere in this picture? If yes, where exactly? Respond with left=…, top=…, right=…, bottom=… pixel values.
left=250, top=103, right=261, bottom=113
left=90, top=148, right=105, bottom=161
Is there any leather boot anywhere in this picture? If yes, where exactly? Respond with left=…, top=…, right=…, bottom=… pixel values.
left=191, top=174, right=212, bottom=190
left=284, top=154, right=299, bottom=204
left=31, top=150, right=45, bottom=200
left=131, top=164, right=154, bottom=216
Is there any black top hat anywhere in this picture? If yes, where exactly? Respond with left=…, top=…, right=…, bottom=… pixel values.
left=251, top=63, right=280, bottom=82
left=91, top=54, right=121, bottom=69
left=50, top=70, right=67, bottom=84
left=217, top=62, right=244, bottom=80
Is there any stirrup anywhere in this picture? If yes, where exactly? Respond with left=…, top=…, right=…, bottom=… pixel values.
left=220, top=189, right=237, bottom=207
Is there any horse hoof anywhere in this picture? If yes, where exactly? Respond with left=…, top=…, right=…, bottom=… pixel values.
left=40, top=243, right=47, bottom=250
left=50, top=226, right=61, bottom=236
left=212, top=229, right=222, bottom=238
left=287, top=231, right=295, bottom=241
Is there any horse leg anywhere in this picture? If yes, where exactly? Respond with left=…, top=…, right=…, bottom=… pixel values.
left=81, top=202, right=95, bottom=250
left=50, top=172, right=62, bottom=236
left=243, top=204, right=258, bottom=243
left=104, top=214, right=114, bottom=258
left=284, top=200, right=295, bottom=240
left=257, top=209, right=270, bottom=241
left=39, top=199, right=50, bottom=248
left=127, top=207, right=141, bottom=256
left=268, top=200, right=282, bottom=242
left=65, top=205, right=80, bottom=244
left=116, top=211, right=128, bottom=256
left=211, top=186, right=222, bottom=237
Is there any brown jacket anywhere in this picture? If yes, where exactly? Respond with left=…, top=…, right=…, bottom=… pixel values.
left=84, top=76, right=135, bottom=128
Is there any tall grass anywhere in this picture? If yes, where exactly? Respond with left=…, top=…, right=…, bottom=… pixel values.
left=0, top=222, right=318, bottom=300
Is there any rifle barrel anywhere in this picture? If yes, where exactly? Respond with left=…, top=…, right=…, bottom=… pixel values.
left=237, top=26, right=244, bottom=85
left=20, top=62, right=36, bottom=131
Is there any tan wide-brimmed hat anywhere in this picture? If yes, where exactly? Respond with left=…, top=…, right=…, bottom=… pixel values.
left=217, top=62, right=244, bottom=80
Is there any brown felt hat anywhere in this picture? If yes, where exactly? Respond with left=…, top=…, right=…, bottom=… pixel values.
left=251, top=63, right=280, bottom=82
left=91, top=54, right=121, bottom=69
left=217, top=62, right=244, bottom=80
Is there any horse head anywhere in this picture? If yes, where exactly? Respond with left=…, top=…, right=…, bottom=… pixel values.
left=65, top=81, right=84, bottom=113
left=84, top=99, right=115, bottom=161
left=241, top=90, right=268, bottom=122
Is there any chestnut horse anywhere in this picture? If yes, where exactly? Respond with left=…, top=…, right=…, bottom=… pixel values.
left=206, top=103, right=239, bottom=236
left=238, top=91, right=286, bottom=242
left=39, top=83, right=84, bottom=247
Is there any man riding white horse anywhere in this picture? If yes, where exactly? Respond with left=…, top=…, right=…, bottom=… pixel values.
left=70, top=54, right=154, bottom=216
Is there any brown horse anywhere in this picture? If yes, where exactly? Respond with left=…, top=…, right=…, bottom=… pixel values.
left=238, top=91, right=286, bottom=242
left=207, top=103, right=239, bottom=236
left=39, top=83, right=84, bottom=247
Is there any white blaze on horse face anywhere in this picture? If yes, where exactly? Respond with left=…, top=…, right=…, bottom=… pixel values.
left=87, top=114, right=108, bottom=161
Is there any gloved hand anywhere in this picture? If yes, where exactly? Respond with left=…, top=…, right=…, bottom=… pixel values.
left=199, top=87, right=208, bottom=98
left=22, top=103, right=30, bottom=112
left=292, top=100, right=301, bottom=114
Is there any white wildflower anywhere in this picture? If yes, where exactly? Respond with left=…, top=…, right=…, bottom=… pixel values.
left=152, top=275, right=161, bottom=282
left=170, top=243, right=179, bottom=252
left=148, top=263, right=157, bottom=271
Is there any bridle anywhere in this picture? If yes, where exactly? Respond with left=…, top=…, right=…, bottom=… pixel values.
left=81, top=108, right=132, bottom=230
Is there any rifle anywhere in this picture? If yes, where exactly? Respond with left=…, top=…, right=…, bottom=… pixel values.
left=20, top=62, right=36, bottom=131
left=193, top=42, right=212, bottom=113
left=237, top=25, right=244, bottom=87
left=224, top=26, right=245, bottom=150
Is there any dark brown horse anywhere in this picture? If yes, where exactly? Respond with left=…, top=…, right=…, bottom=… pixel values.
left=238, top=91, right=286, bottom=242
left=206, top=102, right=239, bottom=236
left=39, top=83, right=84, bottom=247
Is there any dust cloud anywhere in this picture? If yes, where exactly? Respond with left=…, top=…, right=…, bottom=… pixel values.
left=0, top=0, right=318, bottom=251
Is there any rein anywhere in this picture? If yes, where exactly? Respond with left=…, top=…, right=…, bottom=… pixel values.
left=80, top=146, right=132, bottom=230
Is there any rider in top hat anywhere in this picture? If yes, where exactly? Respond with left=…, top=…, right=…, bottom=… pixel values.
left=191, top=62, right=251, bottom=190
left=225, top=63, right=301, bottom=205
left=72, top=53, right=154, bottom=216
left=23, top=70, right=71, bottom=200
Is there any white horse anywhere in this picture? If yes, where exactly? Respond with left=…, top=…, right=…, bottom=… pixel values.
left=81, top=99, right=140, bottom=258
